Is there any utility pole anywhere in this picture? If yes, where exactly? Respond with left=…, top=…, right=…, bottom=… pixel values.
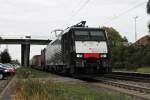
left=134, top=16, right=138, bottom=42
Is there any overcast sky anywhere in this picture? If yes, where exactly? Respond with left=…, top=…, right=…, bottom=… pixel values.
left=0, top=0, right=149, bottom=62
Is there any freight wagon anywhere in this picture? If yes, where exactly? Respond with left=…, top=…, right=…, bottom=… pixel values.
left=31, top=55, right=41, bottom=70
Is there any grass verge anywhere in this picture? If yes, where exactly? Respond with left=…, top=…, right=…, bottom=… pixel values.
left=13, top=79, right=131, bottom=100
left=114, top=67, right=150, bottom=73
left=136, top=67, right=150, bottom=73
left=13, top=67, right=132, bottom=100
left=16, top=67, right=57, bottom=79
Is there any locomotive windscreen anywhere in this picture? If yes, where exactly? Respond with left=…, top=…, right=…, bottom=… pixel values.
left=75, top=30, right=106, bottom=41
left=74, top=30, right=108, bottom=53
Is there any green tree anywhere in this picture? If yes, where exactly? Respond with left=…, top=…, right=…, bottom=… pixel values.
left=102, top=27, right=127, bottom=69
left=11, top=59, right=20, bottom=65
left=142, top=45, right=150, bottom=66
left=102, top=26, right=150, bottom=70
left=148, top=24, right=150, bottom=32
left=123, top=36, right=128, bottom=43
left=1, top=49, right=11, bottom=63
left=102, top=27, right=124, bottom=48
left=147, top=0, right=150, bottom=14
left=147, top=0, right=150, bottom=31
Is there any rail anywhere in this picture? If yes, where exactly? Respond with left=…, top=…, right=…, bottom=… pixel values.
left=94, top=77, right=150, bottom=94
left=104, top=71, right=150, bottom=83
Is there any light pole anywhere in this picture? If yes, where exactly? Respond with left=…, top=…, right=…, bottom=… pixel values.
left=134, top=16, right=138, bottom=42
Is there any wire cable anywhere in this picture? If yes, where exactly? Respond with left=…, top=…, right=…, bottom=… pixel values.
left=60, top=0, right=90, bottom=29
left=67, top=0, right=90, bottom=25
left=70, top=0, right=90, bottom=19
left=102, top=1, right=147, bottom=25
left=71, top=0, right=84, bottom=14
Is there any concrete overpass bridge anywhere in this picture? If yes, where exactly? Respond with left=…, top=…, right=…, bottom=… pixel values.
left=0, top=35, right=51, bottom=67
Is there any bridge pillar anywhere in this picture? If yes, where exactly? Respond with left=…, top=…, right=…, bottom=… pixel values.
left=21, top=44, right=30, bottom=67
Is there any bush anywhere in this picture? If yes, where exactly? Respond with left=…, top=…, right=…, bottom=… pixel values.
left=16, top=67, right=31, bottom=79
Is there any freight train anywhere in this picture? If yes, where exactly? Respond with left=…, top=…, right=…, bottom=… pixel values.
left=31, top=55, right=41, bottom=70
left=31, top=21, right=111, bottom=75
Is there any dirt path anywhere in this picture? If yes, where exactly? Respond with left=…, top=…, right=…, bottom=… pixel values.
left=0, top=80, right=6, bottom=93
left=0, top=77, right=16, bottom=100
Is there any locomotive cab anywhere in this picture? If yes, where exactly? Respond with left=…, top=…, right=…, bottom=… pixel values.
left=67, top=28, right=111, bottom=74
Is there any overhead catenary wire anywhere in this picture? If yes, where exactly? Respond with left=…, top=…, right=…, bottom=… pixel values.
left=71, top=0, right=85, bottom=14
left=60, top=0, right=90, bottom=29
left=67, top=0, right=90, bottom=25
left=70, top=0, right=90, bottom=19
left=63, top=0, right=146, bottom=29
left=102, top=1, right=147, bottom=25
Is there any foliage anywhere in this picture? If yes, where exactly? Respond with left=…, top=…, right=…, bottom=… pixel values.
left=112, top=44, right=150, bottom=70
left=13, top=79, right=131, bottom=100
left=148, top=23, right=150, bottom=32
left=11, top=59, right=20, bottom=65
left=147, top=0, right=150, bottom=14
left=1, top=49, right=11, bottom=63
left=103, top=27, right=150, bottom=70
left=136, top=67, right=150, bottom=73
left=16, top=67, right=56, bottom=79
left=102, top=27, right=128, bottom=68
left=147, top=0, right=150, bottom=31
left=16, top=67, right=31, bottom=79
left=102, top=27, right=124, bottom=48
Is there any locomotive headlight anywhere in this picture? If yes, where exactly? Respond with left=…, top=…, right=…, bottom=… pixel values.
left=101, top=54, right=107, bottom=58
left=76, top=54, right=83, bottom=58
left=4, top=70, right=8, bottom=72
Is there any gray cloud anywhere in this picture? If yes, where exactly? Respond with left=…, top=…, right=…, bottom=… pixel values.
left=0, top=0, right=149, bottom=61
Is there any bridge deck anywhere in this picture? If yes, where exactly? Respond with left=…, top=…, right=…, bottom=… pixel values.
left=0, top=39, right=51, bottom=45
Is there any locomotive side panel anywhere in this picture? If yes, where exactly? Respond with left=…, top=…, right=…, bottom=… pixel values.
left=45, top=38, right=64, bottom=67
left=61, top=31, right=74, bottom=67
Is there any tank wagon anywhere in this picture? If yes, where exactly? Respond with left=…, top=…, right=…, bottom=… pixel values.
left=45, top=21, right=111, bottom=75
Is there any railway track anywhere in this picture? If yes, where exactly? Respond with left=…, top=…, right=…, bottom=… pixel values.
left=74, top=72, right=150, bottom=95
left=85, top=71, right=150, bottom=99
left=98, top=71, right=150, bottom=93
left=94, top=77, right=150, bottom=94
left=103, top=71, right=150, bottom=83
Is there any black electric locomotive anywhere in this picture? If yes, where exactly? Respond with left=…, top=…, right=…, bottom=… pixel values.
left=45, top=21, right=111, bottom=75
